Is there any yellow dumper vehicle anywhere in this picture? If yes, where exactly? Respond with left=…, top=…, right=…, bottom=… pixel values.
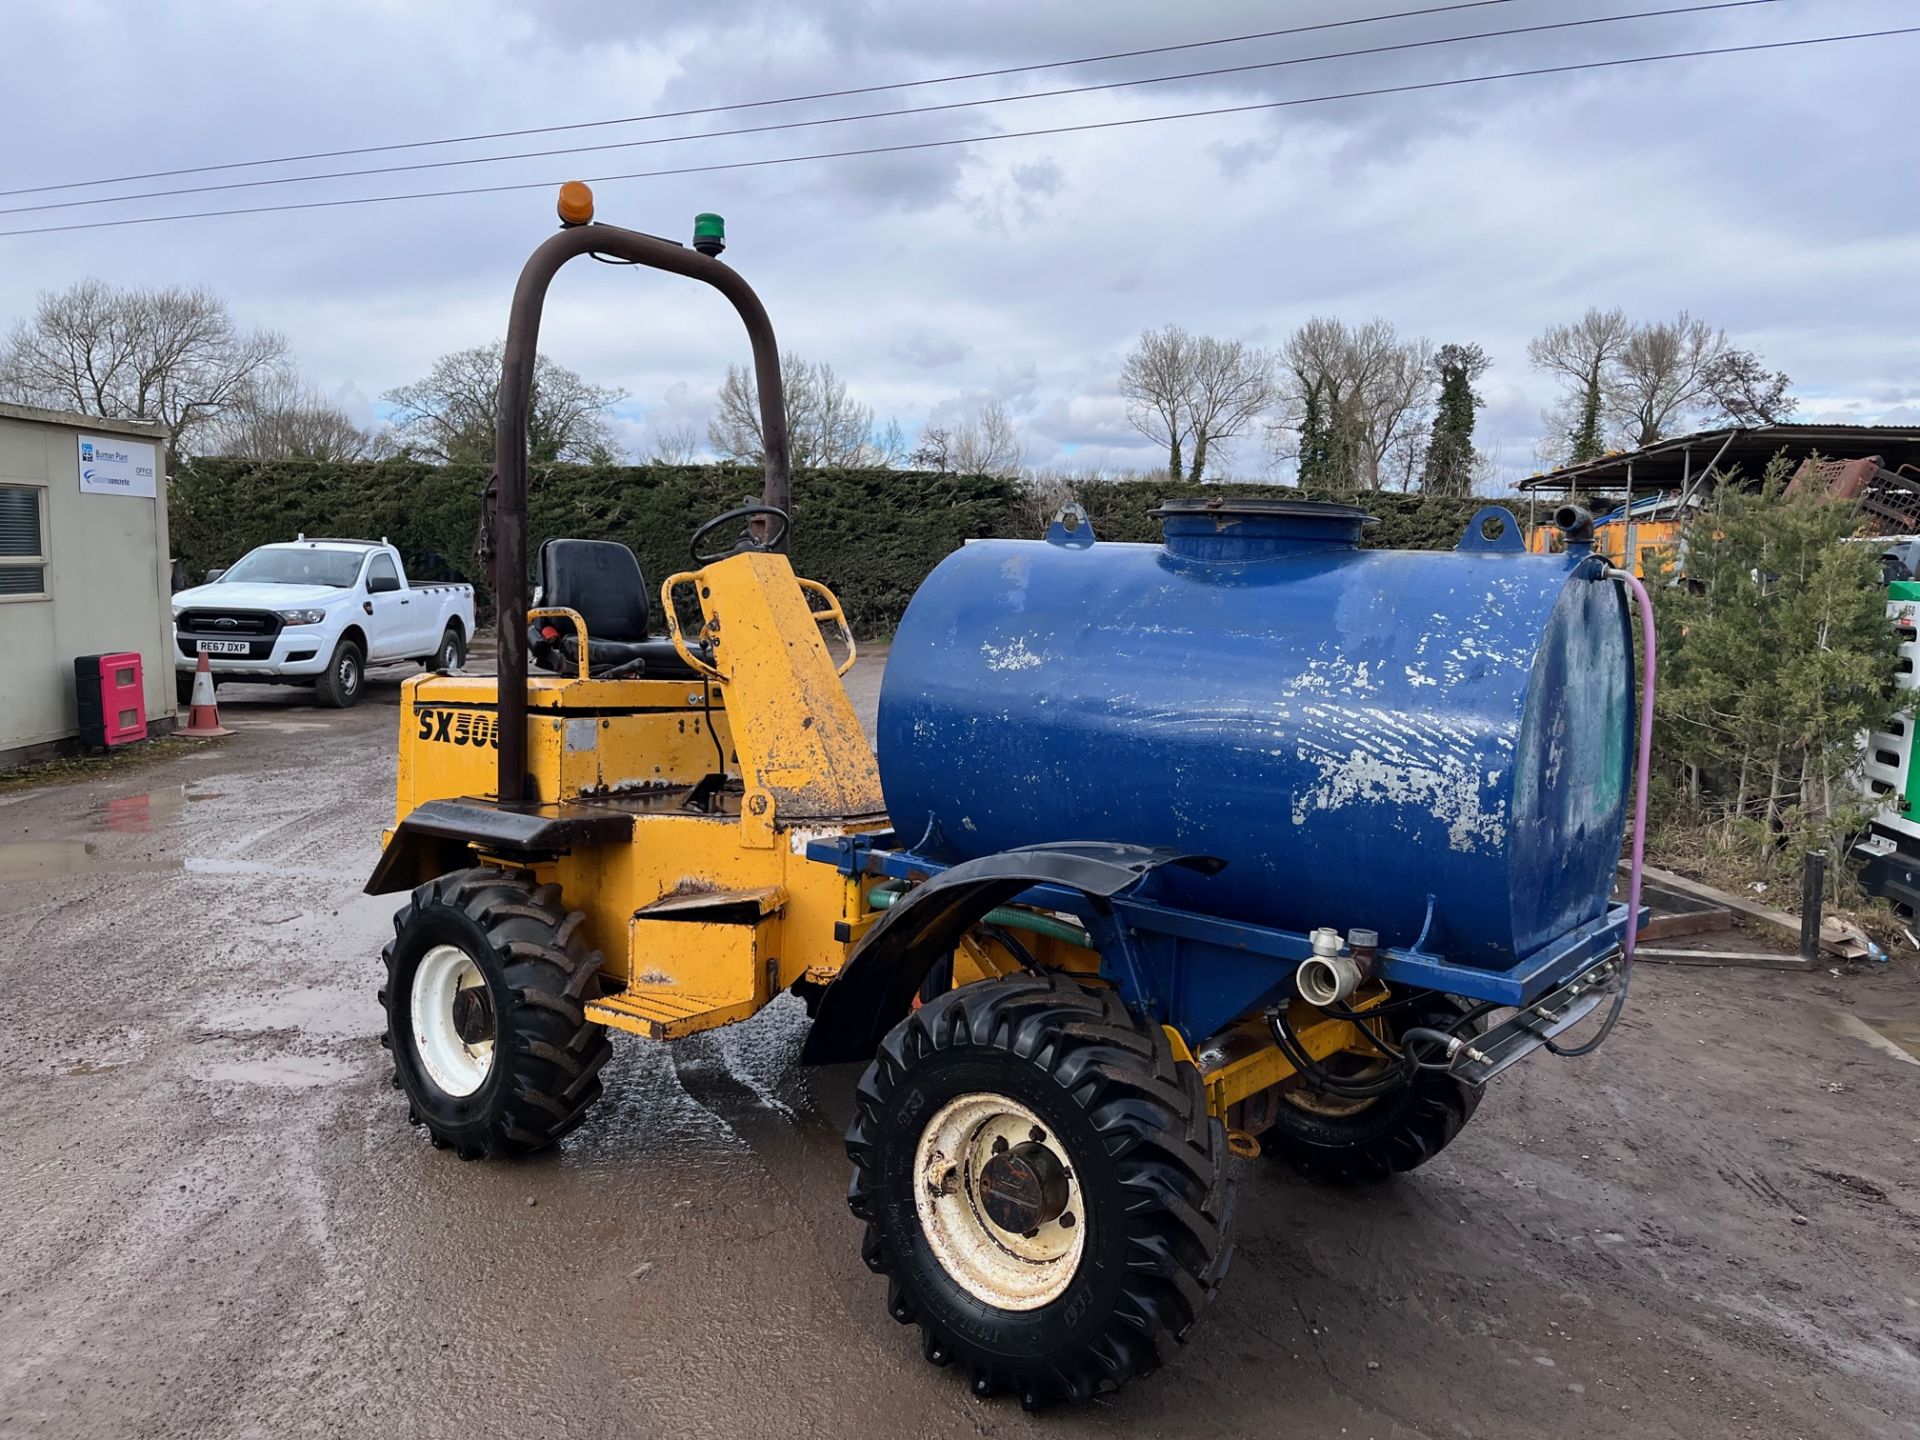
left=367, top=185, right=1653, bottom=1407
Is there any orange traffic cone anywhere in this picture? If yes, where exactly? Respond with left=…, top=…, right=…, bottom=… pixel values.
left=177, top=653, right=233, bottom=739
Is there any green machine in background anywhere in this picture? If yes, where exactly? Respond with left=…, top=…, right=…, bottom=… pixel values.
left=1854, top=567, right=1920, bottom=910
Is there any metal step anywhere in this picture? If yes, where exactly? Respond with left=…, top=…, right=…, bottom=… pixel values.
left=586, top=988, right=761, bottom=1041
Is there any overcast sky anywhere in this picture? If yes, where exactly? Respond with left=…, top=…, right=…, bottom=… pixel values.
left=4, top=0, right=1918, bottom=485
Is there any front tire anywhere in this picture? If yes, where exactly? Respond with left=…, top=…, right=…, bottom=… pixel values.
left=380, top=867, right=612, bottom=1159
left=315, top=637, right=364, bottom=708
left=847, top=974, right=1232, bottom=1408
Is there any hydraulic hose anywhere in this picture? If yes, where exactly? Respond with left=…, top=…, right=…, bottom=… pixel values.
left=865, top=882, right=1094, bottom=949
left=1547, top=564, right=1655, bottom=1057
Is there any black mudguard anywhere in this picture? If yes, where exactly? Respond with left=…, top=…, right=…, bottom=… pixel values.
left=364, top=797, right=634, bottom=895
left=799, top=842, right=1222, bottom=1065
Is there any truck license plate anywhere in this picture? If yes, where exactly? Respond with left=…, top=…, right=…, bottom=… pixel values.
left=195, top=640, right=249, bottom=655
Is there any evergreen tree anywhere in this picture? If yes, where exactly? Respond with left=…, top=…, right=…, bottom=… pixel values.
left=1653, top=457, right=1897, bottom=886
left=1420, top=343, right=1488, bottom=495
left=1569, top=382, right=1605, bottom=463
left=1296, top=379, right=1333, bottom=487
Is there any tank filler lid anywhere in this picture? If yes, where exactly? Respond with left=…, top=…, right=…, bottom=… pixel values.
left=1151, top=496, right=1375, bottom=561
left=1149, top=497, right=1374, bottom=524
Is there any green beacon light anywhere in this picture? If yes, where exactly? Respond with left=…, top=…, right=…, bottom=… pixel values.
left=692, top=213, right=726, bottom=258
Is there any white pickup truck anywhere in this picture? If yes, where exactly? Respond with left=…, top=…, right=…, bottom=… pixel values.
left=172, top=537, right=475, bottom=708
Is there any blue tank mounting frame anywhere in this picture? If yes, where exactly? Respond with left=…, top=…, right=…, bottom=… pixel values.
left=806, top=832, right=1640, bottom=1046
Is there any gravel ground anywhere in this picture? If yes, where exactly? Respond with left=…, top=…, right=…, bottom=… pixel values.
left=1, top=649, right=1916, bottom=1439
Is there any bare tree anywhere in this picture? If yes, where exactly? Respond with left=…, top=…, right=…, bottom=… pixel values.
left=1610, top=311, right=1727, bottom=449
left=0, top=279, right=288, bottom=452
left=1119, top=324, right=1275, bottom=482
left=1272, top=317, right=1432, bottom=491
left=1119, top=325, right=1193, bottom=478
left=912, top=398, right=1024, bottom=476
left=1527, top=306, right=1632, bottom=464
left=384, top=341, right=624, bottom=464
left=642, top=418, right=701, bottom=465
left=1700, top=346, right=1794, bottom=426
left=1530, top=308, right=1790, bottom=461
left=707, top=351, right=878, bottom=468
left=872, top=416, right=908, bottom=468
left=213, top=372, right=390, bottom=460
left=1186, top=335, right=1279, bottom=482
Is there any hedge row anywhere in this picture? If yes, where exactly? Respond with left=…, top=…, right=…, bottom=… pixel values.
left=168, top=459, right=1506, bottom=631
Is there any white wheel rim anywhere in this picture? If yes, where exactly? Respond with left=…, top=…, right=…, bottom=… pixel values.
left=410, top=943, right=494, bottom=1097
left=912, top=1092, right=1087, bottom=1311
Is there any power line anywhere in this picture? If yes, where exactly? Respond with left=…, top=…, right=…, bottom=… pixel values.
left=0, top=0, right=1794, bottom=219
left=1, top=1, right=1521, bottom=199
left=0, top=26, right=1908, bottom=241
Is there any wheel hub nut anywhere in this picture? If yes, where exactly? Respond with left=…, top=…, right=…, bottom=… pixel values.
left=978, top=1140, right=1070, bottom=1234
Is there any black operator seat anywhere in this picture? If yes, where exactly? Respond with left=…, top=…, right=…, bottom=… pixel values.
left=528, top=538, right=704, bottom=679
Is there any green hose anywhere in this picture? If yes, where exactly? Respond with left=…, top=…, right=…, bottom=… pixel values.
left=866, top=881, right=1093, bottom=950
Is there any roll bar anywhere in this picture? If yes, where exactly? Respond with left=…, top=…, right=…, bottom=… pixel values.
left=486, top=216, right=792, bottom=804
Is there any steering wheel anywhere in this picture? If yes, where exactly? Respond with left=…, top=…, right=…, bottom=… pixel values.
left=690, top=504, right=790, bottom=564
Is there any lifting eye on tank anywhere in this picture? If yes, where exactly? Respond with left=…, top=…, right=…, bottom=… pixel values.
left=1045, top=503, right=1096, bottom=549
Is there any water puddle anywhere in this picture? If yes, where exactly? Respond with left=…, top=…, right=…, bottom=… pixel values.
left=0, top=836, right=190, bottom=882
left=198, top=985, right=372, bottom=1039
left=196, top=1053, right=353, bottom=1088
left=1831, top=1010, right=1920, bottom=1067
left=0, top=839, right=101, bottom=883
left=182, top=856, right=356, bottom=882
left=0, top=824, right=353, bottom=887
left=94, top=785, right=222, bottom=835
left=0, top=790, right=229, bottom=878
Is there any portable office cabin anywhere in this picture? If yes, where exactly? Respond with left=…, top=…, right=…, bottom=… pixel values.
left=0, top=404, right=174, bottom=767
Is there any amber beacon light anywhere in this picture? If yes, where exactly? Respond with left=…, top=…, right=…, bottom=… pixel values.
left=556, top=181, right=595, bottom=226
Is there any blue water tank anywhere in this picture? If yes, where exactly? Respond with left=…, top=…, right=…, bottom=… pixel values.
left=876, top=500, right=1632, bottom=969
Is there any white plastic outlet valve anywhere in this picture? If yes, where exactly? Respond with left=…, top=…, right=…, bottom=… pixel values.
left=1297, top=928, right=1362, bottom=1006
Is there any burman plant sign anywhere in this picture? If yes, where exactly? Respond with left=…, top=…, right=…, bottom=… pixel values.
left=78, top=435, right=158, bottom=498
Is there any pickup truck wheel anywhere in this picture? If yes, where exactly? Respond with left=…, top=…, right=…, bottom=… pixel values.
left=431, top=625, right=465, bottom=672
left=175, top=670, right=195, bottom=708
left=315, top=638, right=364, bottom=708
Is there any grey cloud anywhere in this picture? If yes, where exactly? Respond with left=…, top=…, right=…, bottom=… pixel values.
left=890, top=330, right=972, bottom=369
left=1, top=0, right=1914, bottom=487
left=1010, top=159, right=1063, bottom=198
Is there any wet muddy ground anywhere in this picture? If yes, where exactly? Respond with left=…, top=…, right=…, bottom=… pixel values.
left=2, top=651, right=1917, bottom=1439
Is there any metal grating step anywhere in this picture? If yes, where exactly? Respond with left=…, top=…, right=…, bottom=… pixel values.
left=586, top=988, right=761, bottom=1041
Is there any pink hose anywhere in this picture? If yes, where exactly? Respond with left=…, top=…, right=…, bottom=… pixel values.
left=1617, top=569, right=1656, bottom=964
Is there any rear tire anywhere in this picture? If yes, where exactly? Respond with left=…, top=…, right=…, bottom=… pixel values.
left=380, top=867, right=612, bottom=1159
left=429, top=624, right=465, bottom=673
left=847, top=973, right=1232, bottom=1408
left=1259, top=997, right=1483, bottom=1182
left=315, top=637, right=364, bottom=708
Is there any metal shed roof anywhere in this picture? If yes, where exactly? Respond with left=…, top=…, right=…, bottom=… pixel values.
left=1517, top=424, right=1920, bottom=495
